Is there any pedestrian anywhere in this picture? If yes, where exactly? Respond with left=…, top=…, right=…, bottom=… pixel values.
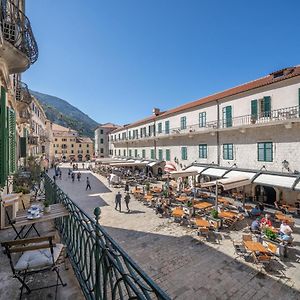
left=71, top=172, right=75, bottom=182
left=124, top=182, right=129, bottom=193
left=124, top=192, right=131, bottom=212
left=86, top=177, right=91, bottom=190
left=76, top=163, right=79, bottom=170
left=68, top=169, right=71, bottom=178
left=115, top=191, right=122, bottom=212
left=53, top=175, right=56, bottom=183
left=77, top=172, right=81, bottom=181
left=107, top=174, right=111, bottom=187
left=59, top=170, right=62, bottom=180
left=82, top=162, right=85, bottom=169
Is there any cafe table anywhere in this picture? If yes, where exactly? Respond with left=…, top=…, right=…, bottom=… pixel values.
left=172, top=208, right=184, bottom=217
left=143, top=195, right=153, bottom=201
left=194, top=218, right=210, bottom=228
left=193, top=202, right=213, bottom=210
left=218, top=211, right=238, bottom=219
left=13, top=203, right=69, bottom=239
left=243, top=241, right=268, bottom=253
left=175, top=196, right=189, bottom=203
left=275, top=213, right=295, bottom=225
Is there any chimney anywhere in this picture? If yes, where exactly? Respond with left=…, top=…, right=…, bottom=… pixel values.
left=152, top=108, right=160, bottom=116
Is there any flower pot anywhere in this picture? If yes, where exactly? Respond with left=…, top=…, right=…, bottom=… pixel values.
left=44, top=206, right=51, bottom=213
left=19, top=193, right=31, bottom=209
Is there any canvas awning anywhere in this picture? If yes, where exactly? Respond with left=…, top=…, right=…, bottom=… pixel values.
left=201, top=167, right=228, bottom=178
left=148, top=161, right=165, bottom=167
left=200, top=176, right=251, bottom=190
left=169, top=170, right=199, bottom=179
left=224, top=170, right=257, bottom=180
left=110, top=162, right=148, bottom=167
left=253, top=174, right=297, bottom=190
left=184, top=166, right=207, bottom=173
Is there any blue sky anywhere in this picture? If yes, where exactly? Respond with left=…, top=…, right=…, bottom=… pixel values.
left=24, top=0, right=300, bottom=125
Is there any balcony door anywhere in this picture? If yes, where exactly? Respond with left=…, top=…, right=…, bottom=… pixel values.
left=222, top=106, right=232, bottom=128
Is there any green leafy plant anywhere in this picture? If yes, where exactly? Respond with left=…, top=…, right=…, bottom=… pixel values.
left=210, top=209, right=219, bottom=219
left=264, top=228, right=277, bottom=241
left=14, top=186, right=30, bottom=194
left=186, top=200, right=193, bottom=207
left=44, top=200, right=50, bottom=207
left=145, top=182, right=150, bottom=192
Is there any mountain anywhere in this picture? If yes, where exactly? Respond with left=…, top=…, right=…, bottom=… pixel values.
left=30, top=90, right=97, bottom=138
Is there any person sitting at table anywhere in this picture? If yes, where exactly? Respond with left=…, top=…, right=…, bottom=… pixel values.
left=260, top=213, right=272, bottom=227
left=249, top=205, right=262, bottom=217
left=250, top=218, right=261, bottom=233
left=279, top=220, right=293, bottom=242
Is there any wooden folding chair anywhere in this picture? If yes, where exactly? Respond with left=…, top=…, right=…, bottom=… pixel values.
left=1, top=235, right=66, bottom=299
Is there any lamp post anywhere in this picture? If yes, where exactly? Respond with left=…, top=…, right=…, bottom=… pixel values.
left=215, top=180, right=219, bottom=210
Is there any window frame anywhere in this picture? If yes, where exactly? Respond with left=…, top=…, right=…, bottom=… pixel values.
left=223, top=143, right=233, bottom=160
left=199, top=144, right=207, bottom=159
left=199, top=112, right=206, bottom=128
left=181, top=146, right=188, bottom=160
left=257, top=142, right=273, bottom=162
left=180, top=116, right=187, bottom=130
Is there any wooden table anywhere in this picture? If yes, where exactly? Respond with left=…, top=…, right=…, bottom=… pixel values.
left=132, top=188, right=143, bottom=194
left=175, top=196, right=189, bottom=203
left=194, top=218, right=210, bottom=228
left=218, top=198, right=231, bottom=206
left=143, top=195, right=153, bottom=201
left=150, top=188, right=162, bottom=194
left=244, top=241, right=268, bottom=253
left=15, top=203, right=69, bottom=228
left=280, top=205, right=298, bottom=213
left=218, top=211, right=238, bottom=219
left=275, top=213, right=294, bottom=224
left=172, top=208, right=184, bottom=217
left=193, top=202, right=213, bottom=210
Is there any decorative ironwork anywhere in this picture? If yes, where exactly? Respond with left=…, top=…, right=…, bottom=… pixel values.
left=28, top=135, right=38, bottom=145
left=0, top=0, right=38, bottom=64
left=15, top=81, right=31, bottom=105
left=44, top=174, right=170, bottom=300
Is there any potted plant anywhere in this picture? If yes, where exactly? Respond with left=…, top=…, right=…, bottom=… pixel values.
left=15, top=185, right=31, bottom=209
left=145, top=182, right=150, bottom=194
left=44, top=200, right=51, bottom=213
left=186, top=200, right=194, bottom=217
left=264, top=228, right=277, bottom=241
left=209, top=209, right=222, bottom=229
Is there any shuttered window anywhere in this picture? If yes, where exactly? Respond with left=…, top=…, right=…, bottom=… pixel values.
left=223, top=144, right=233, bottom=160
left=257, top=142, right=273, bottom=162
left=157, top=123, right=162, bottom=134
left=158, top=149, right=163, bottom=161
left=180, top=116, right=187, bottom=130
left=199, top=144, right=207, bottom=159
left=8, top=108, right=16, bottom=174
left=199, top=112, right=206, bottom=127
left=142, top=149, right=146, bottom=158
left=165, top=149, right=170, bottom=161
left=134, top=149, right=138, bottom=158
left=251, top=100, right=258, bottom=119
left=181, top=147, right=187, bottom=160
left=222, top=106, right=232, bottom=128
left=150, top=149, right=155, bottom=159
left=0, top=86, right=7, bottom=187
left=165, top=121, right=170, bottom=134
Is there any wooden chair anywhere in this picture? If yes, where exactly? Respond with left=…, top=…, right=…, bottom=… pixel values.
left=242, top=234, right=253, bottom=242
left=1, top=235, right=66, bottom=299
left=232, top=240, right=247, bottom=258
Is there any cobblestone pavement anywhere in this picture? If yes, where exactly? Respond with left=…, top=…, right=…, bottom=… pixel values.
left=54, top=165, right=300, bottom=300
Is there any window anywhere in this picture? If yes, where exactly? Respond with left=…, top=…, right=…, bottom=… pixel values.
left=223, top=144, right=233, bottom=160
left=222, top=106, right=232, bottom=128
left=100, top=129, right=103, bottom=134
left=150, top=149, right=155, bottom=159
left=142, top=149, right=146, bottom=158
left=199, top=112, right=206, bottom=128
left=71, top=150, right=74, bottom=154
left=55, top=150, right=57, bottom=154
left=79, top=144, right=82, bottom=148
left=71, top=144, right=74, bottom=148
left=134, top=149, right=138, bottom=157
left=180, top=116, right=187, bottom=130
left=259, top=96, right=271, bottom=117
left=166, top=149, right=170, bottom=161
left=62, top=138, right=67, bottom=142
left=114, top=149, right=116, bottom=155
left=129, top=149, right=132, bottom=157
left=100, top=138, right=104, bottom=144
left=118, top=149, right=120, bottom=156
left=251, top=99, right=258, bottom=120
left=165, top=121, right=170, bottom=134
left=181, top=147, right=187, bottom=160
left=158, top=149, right=163, bottom=160
left=87, top=150, right=89, bottom=154
left=54, top=138, right=57, bottom=142
left=87, top=144, right=89, bottom=147
left=157, top=122, right=162, bottom=134
left=199, top=144, right=207, bottom=159
left=258, top=142, right=273, bottom=162
left=148, top=125, right=152, bottom=136
left=129, top=131, right=132, bottom=139
left=123, top=149, right=126, bottom=156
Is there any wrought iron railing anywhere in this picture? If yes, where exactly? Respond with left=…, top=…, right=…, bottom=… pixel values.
left=0, top=0, right=38, bottom=64
left=15, top=81, right=31, bottom=104
left=44, top=174, right=170, bottom=300
left=111, top=105, right=300, bottom=143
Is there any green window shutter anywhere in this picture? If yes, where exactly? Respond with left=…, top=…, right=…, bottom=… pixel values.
left=263, top=96, right=271, bottom=116
left=0, top=87, right=7, bottom=187
left=20, top=137, right=27, bottom=158
left=166, top=149, right=170, bottom=161
left=251, top=100, right=258, bottom=119
left=298, top=89, right=300, bottom=117
left=7, top=109, right=16, bottom=174
left=150, top=149, right=155, bottom=159
left=222, top=106, right=232, bottom=127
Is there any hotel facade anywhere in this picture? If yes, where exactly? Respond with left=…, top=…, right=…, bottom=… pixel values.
left=109, top=66, right=300, bottom=204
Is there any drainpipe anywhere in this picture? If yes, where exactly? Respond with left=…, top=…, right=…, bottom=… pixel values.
left=216, top=100, right=220, bottom=165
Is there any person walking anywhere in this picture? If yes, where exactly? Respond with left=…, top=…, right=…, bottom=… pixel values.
left=59, top=169, right=62, bottom=180
left=82, top=162, right=85, bottom=169
left=71, top=172, right=75, bottom=183
left=124, top=192, right=131, bottom=212
left=77, top=172, right=81, bottom=181
left=68, top=169, right=71, bottom=178
left=86, top=177, right=91, bottom=190
left=124, top=182, right=129, bottom=193
left=115, top=191, right=122, bottom=212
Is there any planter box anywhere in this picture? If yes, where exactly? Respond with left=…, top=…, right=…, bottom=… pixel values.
left=207, top=216, right=222, bottom=229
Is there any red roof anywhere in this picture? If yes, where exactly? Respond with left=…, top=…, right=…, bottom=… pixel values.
left=111, top=66, right=300, bottom=133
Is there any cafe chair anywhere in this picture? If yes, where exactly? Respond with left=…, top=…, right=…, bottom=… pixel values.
left=1, top=235, right=67, bottom=299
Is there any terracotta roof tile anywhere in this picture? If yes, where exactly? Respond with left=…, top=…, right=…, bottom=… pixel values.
left=111, top=66, right=300, bottom=133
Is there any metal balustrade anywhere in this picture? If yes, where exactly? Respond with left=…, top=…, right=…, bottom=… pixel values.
left=15, top=81, right=32, bottom=104
left=44, top=174, right=170, bottom=300
left=111, top=105, right=300, bottom=143
left=0, top=0, right=38, bottom=64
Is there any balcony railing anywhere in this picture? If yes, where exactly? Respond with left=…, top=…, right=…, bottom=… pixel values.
left=28, top=135, right=38, bottom=145
left=111, top=105, right=300, bottom=143
left=0, top=0, right=38, bottom=64
left=15, top=81, right=31, bottom=104
left=44, top=174, right=170, bottom=300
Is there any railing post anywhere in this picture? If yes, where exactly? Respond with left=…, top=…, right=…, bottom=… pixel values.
left=94, top=207, right=102, bottom=300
